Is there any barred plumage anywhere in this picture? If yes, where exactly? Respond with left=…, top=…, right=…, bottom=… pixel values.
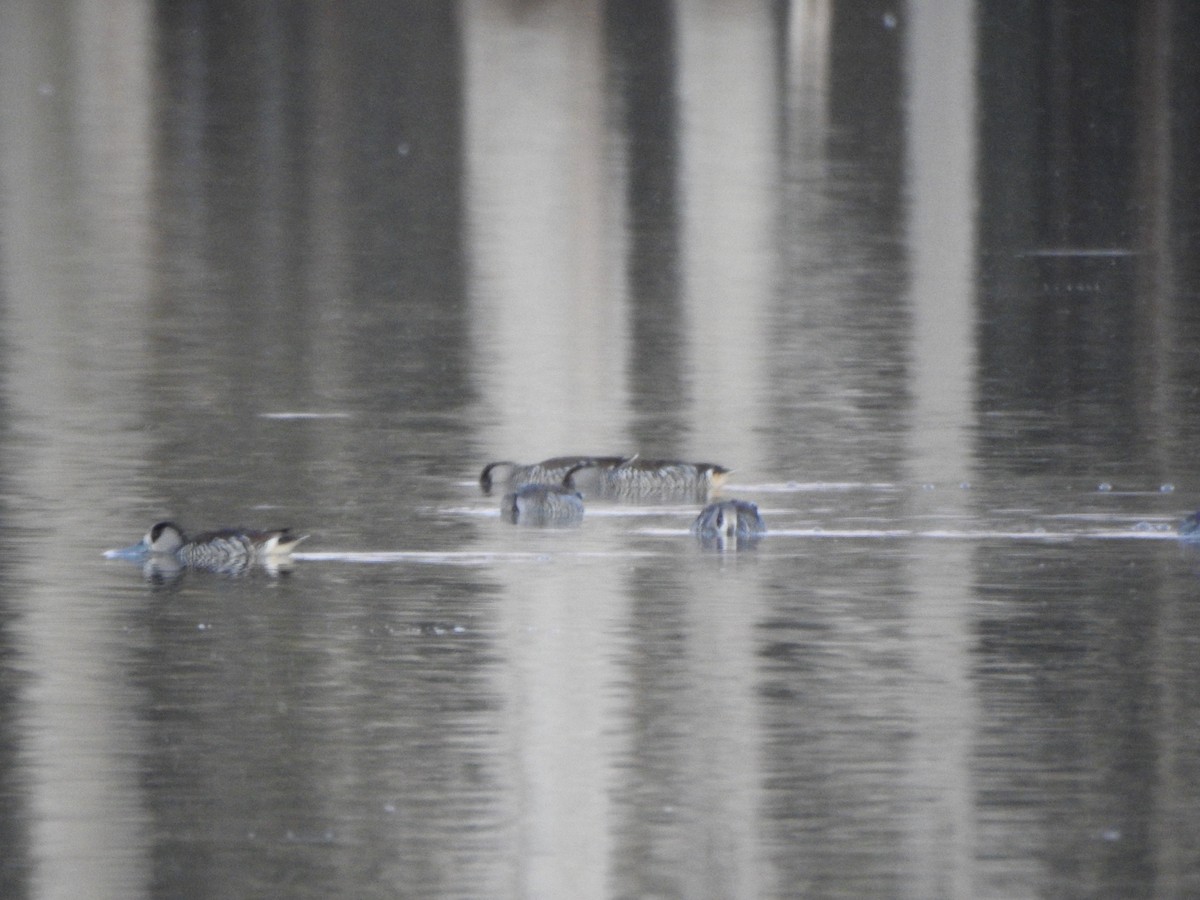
left=175, top=531, right=258, bottom=569
left=501, top=484, right=585, bottom=527
left=480, top=455, right=626, bottom=495
left=566, top=456, right=730, bottom=503
left=105, top=521, right=308, bottom=575
left=692, top=500, right=766, bottom=542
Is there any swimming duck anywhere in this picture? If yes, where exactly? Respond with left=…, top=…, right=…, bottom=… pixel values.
left=565, top=456, right=730, bottom=502
left=104, top=521, right=309, bottom=574
left=480, top=455, right=626, bottom=495
left=692, top=499, right=766, bottom=542
left=1180, top=511, right=1200, bottom=537
left=501, top=484, right=585, bottom=526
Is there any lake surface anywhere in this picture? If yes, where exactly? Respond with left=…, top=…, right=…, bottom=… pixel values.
left=2, top=2, right=1200, bottom=898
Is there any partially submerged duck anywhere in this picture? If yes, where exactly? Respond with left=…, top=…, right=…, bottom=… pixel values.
left=480, top=455, right=626, bottom=495
left=566, top=456, right=730, bottom=503
left=104, top=521, right=309, bottom=574
left=501, top=484, right=585, bottom=527
left=692, top=499, right=766, bottom=542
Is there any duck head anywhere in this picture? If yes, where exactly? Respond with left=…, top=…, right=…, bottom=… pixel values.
left=104, top=521, right=186, bottom=559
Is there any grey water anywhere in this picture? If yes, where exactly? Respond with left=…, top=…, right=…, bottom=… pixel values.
left=3, top=2, right=1200, bottom=898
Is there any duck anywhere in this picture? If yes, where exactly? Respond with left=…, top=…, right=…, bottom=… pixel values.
left=1180, top=511, right=1200, bottom=537
left=565, top=456, right=730, bottom=502
left=104, top=521, right=309, bottom=574
left=692, top=499, right=766, bottom=542
left=480, top=455, right=628, bottom=495
left=501, top=484, right=585, bottom=526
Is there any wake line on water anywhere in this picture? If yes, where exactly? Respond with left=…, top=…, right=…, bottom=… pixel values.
left=774, top=529, right=1178, bottom=541
left=639, top=528, right=1182, bottom=541
left=443, top=505, right=704, bottom=518
left=292, top=550, right=665, bottom=565
left=259, top=412, right=353, bottom=420
left=729, top=482, right=902, bottom=493
left=292, top=529, right=1184, bottom=564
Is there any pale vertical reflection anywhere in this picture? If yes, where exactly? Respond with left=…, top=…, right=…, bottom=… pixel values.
left=786, top=0, right=831, bottom=130
left=678, top=569, right=767, bottom=899
left=463, top=0, right=628, bottom=457
left=0, top=2, right=153, bottom=899
left=462, top=4, right=625, bottom=895
left=674, top=0, right=774, bottom=466
left=903, top=3, right=978, bottom=898
left=495, top=559, right=627, bottom=900
left=673, top=4, right=775, bottom=893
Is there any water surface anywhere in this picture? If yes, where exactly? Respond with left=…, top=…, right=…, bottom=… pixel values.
left=2, top=2, right=1200, bottom=898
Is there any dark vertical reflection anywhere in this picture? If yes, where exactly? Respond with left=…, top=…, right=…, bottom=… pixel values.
left=0, top=225, right=28, bottom=889
left=772, top=0, right=910, bottom=479
left=152, top=0, right=469, bottom=515
left=0, top=482, right=30, bottom=899
left=979, top=2, right=1140, bottom=249
left=827, top=4, right=905, bottom=167
left=971, top=545, right=1173, bottom=897
left=607, top=566, right=691, bottom=900
left=604, top=5, right=689, bottom=892
left=1156, top=2, right=1200, bottom=436
left=975, top=2, right=1144, bottom=475
left=1161, top=6, right=1200, bottom=289
left=1040, top=6, right=1139, bottom=246
left=605, top=0, right=684, bottom=448
left=131, top=568, right=505, bottom=900
left=144, top=4, right=496, bottom=897
left=337, top=2, right=468, bottom=422
left=155, top=1, right=315, bottom=339
left=973, top=4, right=1200, bottom=895
left=152, top=0, right=327, bottom=516
left=768, top=1, right=913, bottom=893
left=757, top=555, right=915, bottom=897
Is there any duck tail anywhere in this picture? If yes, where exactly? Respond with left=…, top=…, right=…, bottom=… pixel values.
left=269, top=531, right=310, bottom=556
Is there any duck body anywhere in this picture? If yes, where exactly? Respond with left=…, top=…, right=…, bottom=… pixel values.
left=692, top=500, right=765, bottom=538
left=480, top=455, right=627, bottom=495
left=692, top=500, right=766, bottom=547
left=566, top=456, right=730, bottom=503
left=105, top=521, right=309, bottom=574
left=501, top=484, right=585, bottom=527
left=1180, top=511, right=1200, bottom=537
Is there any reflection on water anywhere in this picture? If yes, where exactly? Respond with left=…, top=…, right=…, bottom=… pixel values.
left=3, top=1, right=1200, bottom=898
